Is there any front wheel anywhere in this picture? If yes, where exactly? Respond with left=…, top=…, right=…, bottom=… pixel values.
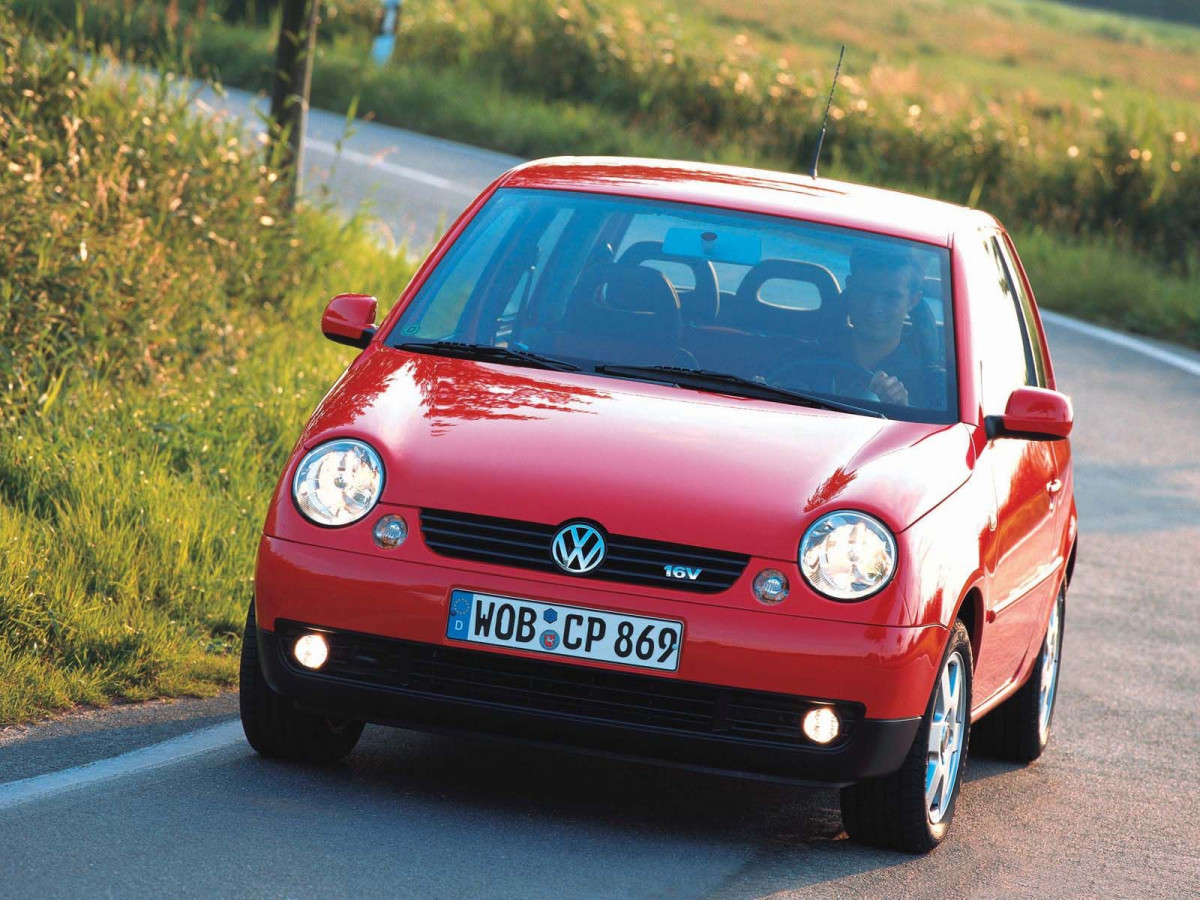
left=840, top=619, right=973, bottom=853
left=239, top=600, right=364, bottom=763
left=973, top=586, right=1065, bottom=763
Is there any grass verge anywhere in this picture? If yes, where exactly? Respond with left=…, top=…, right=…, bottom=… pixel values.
left=0, top=13, right=412, bottom=725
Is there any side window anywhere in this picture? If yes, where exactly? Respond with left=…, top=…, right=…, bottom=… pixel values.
left=967, top=232, right=1037, bottom=414
left=994, top=237, right=1047, bottom=387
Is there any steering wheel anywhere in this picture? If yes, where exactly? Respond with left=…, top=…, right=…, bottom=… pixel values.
left=767, top=357, right=880, bottom=402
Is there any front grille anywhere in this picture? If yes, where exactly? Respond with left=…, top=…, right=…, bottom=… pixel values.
left=277, top=622, right=860, bottom=748
left=419, top=508, right=749, bottom=594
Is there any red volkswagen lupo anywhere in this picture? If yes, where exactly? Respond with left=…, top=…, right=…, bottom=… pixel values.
left=240, top=158, right=1075, bottom=852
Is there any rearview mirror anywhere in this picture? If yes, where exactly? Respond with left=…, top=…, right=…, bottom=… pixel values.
left=985, top=387, right=1073, bottom=441
left=322, top=293, right=377, bottom=349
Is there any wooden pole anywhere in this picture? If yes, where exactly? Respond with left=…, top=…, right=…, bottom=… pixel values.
left=268, top=0, right=319, bottom=209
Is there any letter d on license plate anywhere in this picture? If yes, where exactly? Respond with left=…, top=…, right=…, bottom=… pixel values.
left=446, top=590, right=682, bottom=672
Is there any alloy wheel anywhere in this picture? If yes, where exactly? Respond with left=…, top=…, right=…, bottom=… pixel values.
left=926, top=650, right=967, bottom=824
left=1038, top=596, right=1063, bottom=743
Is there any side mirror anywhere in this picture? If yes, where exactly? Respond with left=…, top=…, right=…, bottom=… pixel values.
left=985, top=387, right=1073, bottom=441
left=321, top=293, right=378, bottom=349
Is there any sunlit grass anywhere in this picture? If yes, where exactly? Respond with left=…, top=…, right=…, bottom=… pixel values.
left=0, top=13, right=412, bottom=724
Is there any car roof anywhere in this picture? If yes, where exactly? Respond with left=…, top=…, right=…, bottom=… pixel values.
left=497, top=157, right=998, bottom=248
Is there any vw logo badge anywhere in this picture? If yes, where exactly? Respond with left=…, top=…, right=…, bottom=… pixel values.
left=551, top=523, right=606, bottom=574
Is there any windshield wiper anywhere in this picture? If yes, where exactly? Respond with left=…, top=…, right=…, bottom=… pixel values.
left=398, top=340, right=580, bottom=372
left=594, top=364, right=886, bottom=419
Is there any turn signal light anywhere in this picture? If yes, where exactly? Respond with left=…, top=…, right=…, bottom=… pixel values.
left=373, top=514, right=408, bottom=549
left=752, top=569, right=790, bottom=605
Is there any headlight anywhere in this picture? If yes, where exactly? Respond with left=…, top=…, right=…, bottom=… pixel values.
left=292, top=439, right=384, bottom=526
left=799, top=511, right=897, bottom=601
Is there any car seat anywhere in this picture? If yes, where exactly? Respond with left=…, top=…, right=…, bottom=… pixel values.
left=551, top=263, right=696, bottom=368
left=723, top=260, right=842, bottom=339
left=616, top=241, right=720, bottom=326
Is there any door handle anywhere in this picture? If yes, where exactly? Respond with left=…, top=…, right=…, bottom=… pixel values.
left=1046, top=479, right=1063, bottom=495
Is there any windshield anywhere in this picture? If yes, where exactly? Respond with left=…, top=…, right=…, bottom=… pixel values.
left=390, top=188, right=957, bottom=423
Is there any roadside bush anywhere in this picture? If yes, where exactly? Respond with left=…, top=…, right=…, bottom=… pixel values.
left=0, top=14, right=301, bottom=414
left=395, top=0, right=1200, bottom=272
left=0, top=9, right=412, bottom=724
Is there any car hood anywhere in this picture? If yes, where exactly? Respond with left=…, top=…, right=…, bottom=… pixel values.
left=298, top=348, right=975, bottom=559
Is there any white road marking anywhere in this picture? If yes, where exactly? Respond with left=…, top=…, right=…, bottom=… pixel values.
left=1041, top=310, right=1200, bottom=378
left=305, top=137, right=478, bottom=197
left=0, top=721, right=243, bottom=812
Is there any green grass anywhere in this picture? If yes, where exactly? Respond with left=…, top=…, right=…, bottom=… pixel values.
left=1012, top=229, right=1200, bottom=341
left=0, top=12, right=412, bottom=725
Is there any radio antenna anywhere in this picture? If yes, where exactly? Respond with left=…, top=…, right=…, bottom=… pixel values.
left=809, top=45, right=846, bottom=179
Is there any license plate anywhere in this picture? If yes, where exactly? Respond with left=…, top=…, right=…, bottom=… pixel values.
left=446, top=590, right=683, bottom=672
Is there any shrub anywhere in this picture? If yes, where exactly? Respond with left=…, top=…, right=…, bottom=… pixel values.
left=0, top=9, right=412, bottom=723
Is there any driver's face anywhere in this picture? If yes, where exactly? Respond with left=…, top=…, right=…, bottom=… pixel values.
left=846, top=268, right=917, bottom=343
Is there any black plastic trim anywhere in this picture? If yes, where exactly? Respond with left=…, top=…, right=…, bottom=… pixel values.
left=324, top=325, right=376, bottom=349
left=420, top=508, right=750, bottom=594
left=984, top=414, right=1067, bottom=442
left=259, top=624, right=919, bottom=785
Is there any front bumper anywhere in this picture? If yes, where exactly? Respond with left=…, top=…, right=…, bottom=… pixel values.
left=259, top=624, right=918, bottom=785
left=256, top=535, right=941, bottom=784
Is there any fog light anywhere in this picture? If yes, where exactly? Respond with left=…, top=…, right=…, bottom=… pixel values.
left=293, top=633, right=329, bottom=670
left=373, top=514, right=408, bottom=549
left=753, top=568, right=790, bottom=605
left=802, top=707, right=840, bottom=744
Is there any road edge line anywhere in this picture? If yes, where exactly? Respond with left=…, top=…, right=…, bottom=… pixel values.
left=0, top=720, right=244, bottom=813
left=1041, top=310, right=1200, bottom=378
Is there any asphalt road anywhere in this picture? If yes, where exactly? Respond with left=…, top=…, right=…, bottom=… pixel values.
left=2, top=85, right=1198, bottom=899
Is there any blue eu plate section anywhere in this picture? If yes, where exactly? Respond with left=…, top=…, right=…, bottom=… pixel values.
left=446, top=590, right=474, bottom=640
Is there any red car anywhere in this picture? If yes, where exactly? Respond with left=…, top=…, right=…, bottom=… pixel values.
left=240, top=158, right=1075, bottom=853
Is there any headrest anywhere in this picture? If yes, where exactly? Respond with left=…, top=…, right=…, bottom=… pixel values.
left=922, top=276, right=943, bottom=302
left=735, top=259, right=841, bottom=308
left=592, top=263, right=681, bottom=316
left=617, top=241, right=720, bottom=324
left=567, top=263, right=682, bottom=342
left=906, top=295, right=940, bottom=363
left=722, top=260, right=842, bottom=337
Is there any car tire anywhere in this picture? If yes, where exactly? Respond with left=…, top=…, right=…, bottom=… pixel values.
left=972, top=586, right=1065, bottom=764
left=839, top=619, right=973, bottom=853
left=239, top=600, right=364, bottom=763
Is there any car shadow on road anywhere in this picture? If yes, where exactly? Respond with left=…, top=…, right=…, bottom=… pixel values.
left=261, top=725, right=1030, bottom=895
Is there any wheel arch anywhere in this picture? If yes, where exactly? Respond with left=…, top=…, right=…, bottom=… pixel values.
left=1064, top=537, right=1078, bottom=592
left=949, top=581, right=985, bottom=669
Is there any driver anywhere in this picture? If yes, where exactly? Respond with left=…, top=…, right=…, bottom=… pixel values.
left=825, top=245, right=928, bottom=406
